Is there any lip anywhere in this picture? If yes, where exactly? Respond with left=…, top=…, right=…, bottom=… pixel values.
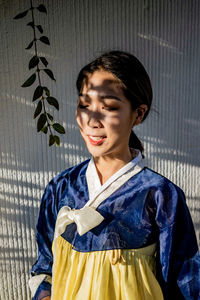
left=88, top=135, right=106, bottom=145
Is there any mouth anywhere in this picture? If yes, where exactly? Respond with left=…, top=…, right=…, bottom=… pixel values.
left=88, top=135, right=106, bottom=145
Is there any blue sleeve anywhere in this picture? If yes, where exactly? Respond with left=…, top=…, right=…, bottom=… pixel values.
left=32, top=280, right=51, bottom=300
left=155, top=182, right=200, bottom=300
left=30, top=178, right=59, bottom=300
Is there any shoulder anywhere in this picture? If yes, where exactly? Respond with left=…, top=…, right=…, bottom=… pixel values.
left=39, top=159, right=90, bottom=209
left=43, top=159, right=90, bottom=195
left=141, top=168, right=189, bottom=228
left=51, top=158, right=90, bottom=186
left=140, top=167, right=184, bottom=196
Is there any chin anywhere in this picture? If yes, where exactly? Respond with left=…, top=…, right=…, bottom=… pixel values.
left=86, top=144, right=119, bottom=159
left=84, top=142, right=105, bottom=156
left=86, top=147, right=105, bottom=157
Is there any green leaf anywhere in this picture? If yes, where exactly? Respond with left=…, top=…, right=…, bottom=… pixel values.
left=47, top=113, right=53, bottom=121
left=25, top=40, right=34, bottom=50
left=49, top=134, right=55, bottom=146
left=27, top=21, right=34, bottom=29
left=21, top=73, right=36, bottom=87
left=37, top=25, right=43, bottom=33
left=41, top=125, right=48, bottom=134
left=54, top=135, right=60, bottom=146
left=37, top=113, right=47, bottom=132
left=37, top=4, right=47, bottom=14
left=53, top=123, right=65, bottom=134
left=34, top=100, right=42, bottom=119
left=40, top=56, right=48, bottom=67
left=29, top=55, right=39, bottom=69
left=43, top=69, right=55, bottom=81
left=14, top=10, right=29, bottom=19
left=43, top=86, right=50, bottom=96
left=46, top=96, right=59, bottom=110
left=39, top=36, right=50, bottom=45
left=33, top=85, right=43, bottom=101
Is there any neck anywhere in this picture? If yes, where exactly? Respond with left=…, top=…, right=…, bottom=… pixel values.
left=93, top=148, right=137, bottom=185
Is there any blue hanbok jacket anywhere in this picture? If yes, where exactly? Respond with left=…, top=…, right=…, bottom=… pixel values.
left=30, top=159, right=200, bottom=300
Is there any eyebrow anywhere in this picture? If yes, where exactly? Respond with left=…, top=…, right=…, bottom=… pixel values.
left=79, top=93, right=122, bottom=102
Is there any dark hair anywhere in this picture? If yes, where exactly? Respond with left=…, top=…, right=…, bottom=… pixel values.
left=76, top=51, right=153, bottom=156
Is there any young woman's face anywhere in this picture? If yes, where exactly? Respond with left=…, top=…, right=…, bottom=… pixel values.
left=76, top=70, right=143, bottom=159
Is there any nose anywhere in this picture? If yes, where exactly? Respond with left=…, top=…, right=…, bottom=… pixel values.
left=87, top=111, right=103, bottom=128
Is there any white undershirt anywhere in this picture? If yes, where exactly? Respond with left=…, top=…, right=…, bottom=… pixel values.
left=86, top=150, right=143, bottom=206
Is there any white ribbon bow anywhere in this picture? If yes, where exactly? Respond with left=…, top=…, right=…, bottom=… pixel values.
left=54, top=206, right=104, bottom=238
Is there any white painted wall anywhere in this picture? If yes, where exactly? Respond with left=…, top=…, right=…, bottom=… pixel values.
left=0, top=0, right=199, bottom=299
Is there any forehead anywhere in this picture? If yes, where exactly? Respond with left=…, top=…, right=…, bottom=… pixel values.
left=81, top=70, right=124, bottom=95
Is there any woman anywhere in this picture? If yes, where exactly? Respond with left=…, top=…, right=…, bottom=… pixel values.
left=29, top=51, right=200, bottom=300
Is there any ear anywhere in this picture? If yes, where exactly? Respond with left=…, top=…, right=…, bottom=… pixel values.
left=134, top=104, right=148, bottom=126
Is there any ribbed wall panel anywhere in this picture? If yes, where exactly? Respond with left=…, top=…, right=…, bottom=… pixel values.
left=0, top=0, right=199, bottom=299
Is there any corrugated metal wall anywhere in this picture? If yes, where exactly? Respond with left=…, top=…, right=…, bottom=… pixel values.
left=0, top=0, right=199, bottom=299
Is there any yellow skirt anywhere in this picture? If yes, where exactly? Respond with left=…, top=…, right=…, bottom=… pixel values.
left=52, top=236, right=163, bottom=300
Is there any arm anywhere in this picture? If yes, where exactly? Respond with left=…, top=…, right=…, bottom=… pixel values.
left=155, top=183, right=200, bottom=300
left=29, top=179, right=58, bottom=300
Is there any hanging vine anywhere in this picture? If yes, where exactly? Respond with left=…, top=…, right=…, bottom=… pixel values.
left=14, top=1, right=65, bottom=147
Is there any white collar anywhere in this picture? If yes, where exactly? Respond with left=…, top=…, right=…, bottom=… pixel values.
left=86, top=150, right=143, bottom=207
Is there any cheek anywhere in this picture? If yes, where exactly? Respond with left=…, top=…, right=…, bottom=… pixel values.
left=76, top=110, right=88, bottom=128
left=106, top=118, right=121, bottom=129
left=105, top=113, right=130, bottom=132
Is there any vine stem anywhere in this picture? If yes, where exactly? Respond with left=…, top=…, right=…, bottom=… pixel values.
left=30, top=0, right=53, bottom=136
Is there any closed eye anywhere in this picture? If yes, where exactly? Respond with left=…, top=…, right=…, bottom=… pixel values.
left=102, top=105, right=119, bottom=111
left=78, top=104, right=88, bottom=109
left=103, top=106, right=119, bottom=111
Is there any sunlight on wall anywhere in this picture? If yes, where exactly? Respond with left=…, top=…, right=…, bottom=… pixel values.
left=0, top=0, right=199, bottom=299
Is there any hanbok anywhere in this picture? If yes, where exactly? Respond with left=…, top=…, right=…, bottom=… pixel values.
left=29, top=151, right=200, bottom=300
